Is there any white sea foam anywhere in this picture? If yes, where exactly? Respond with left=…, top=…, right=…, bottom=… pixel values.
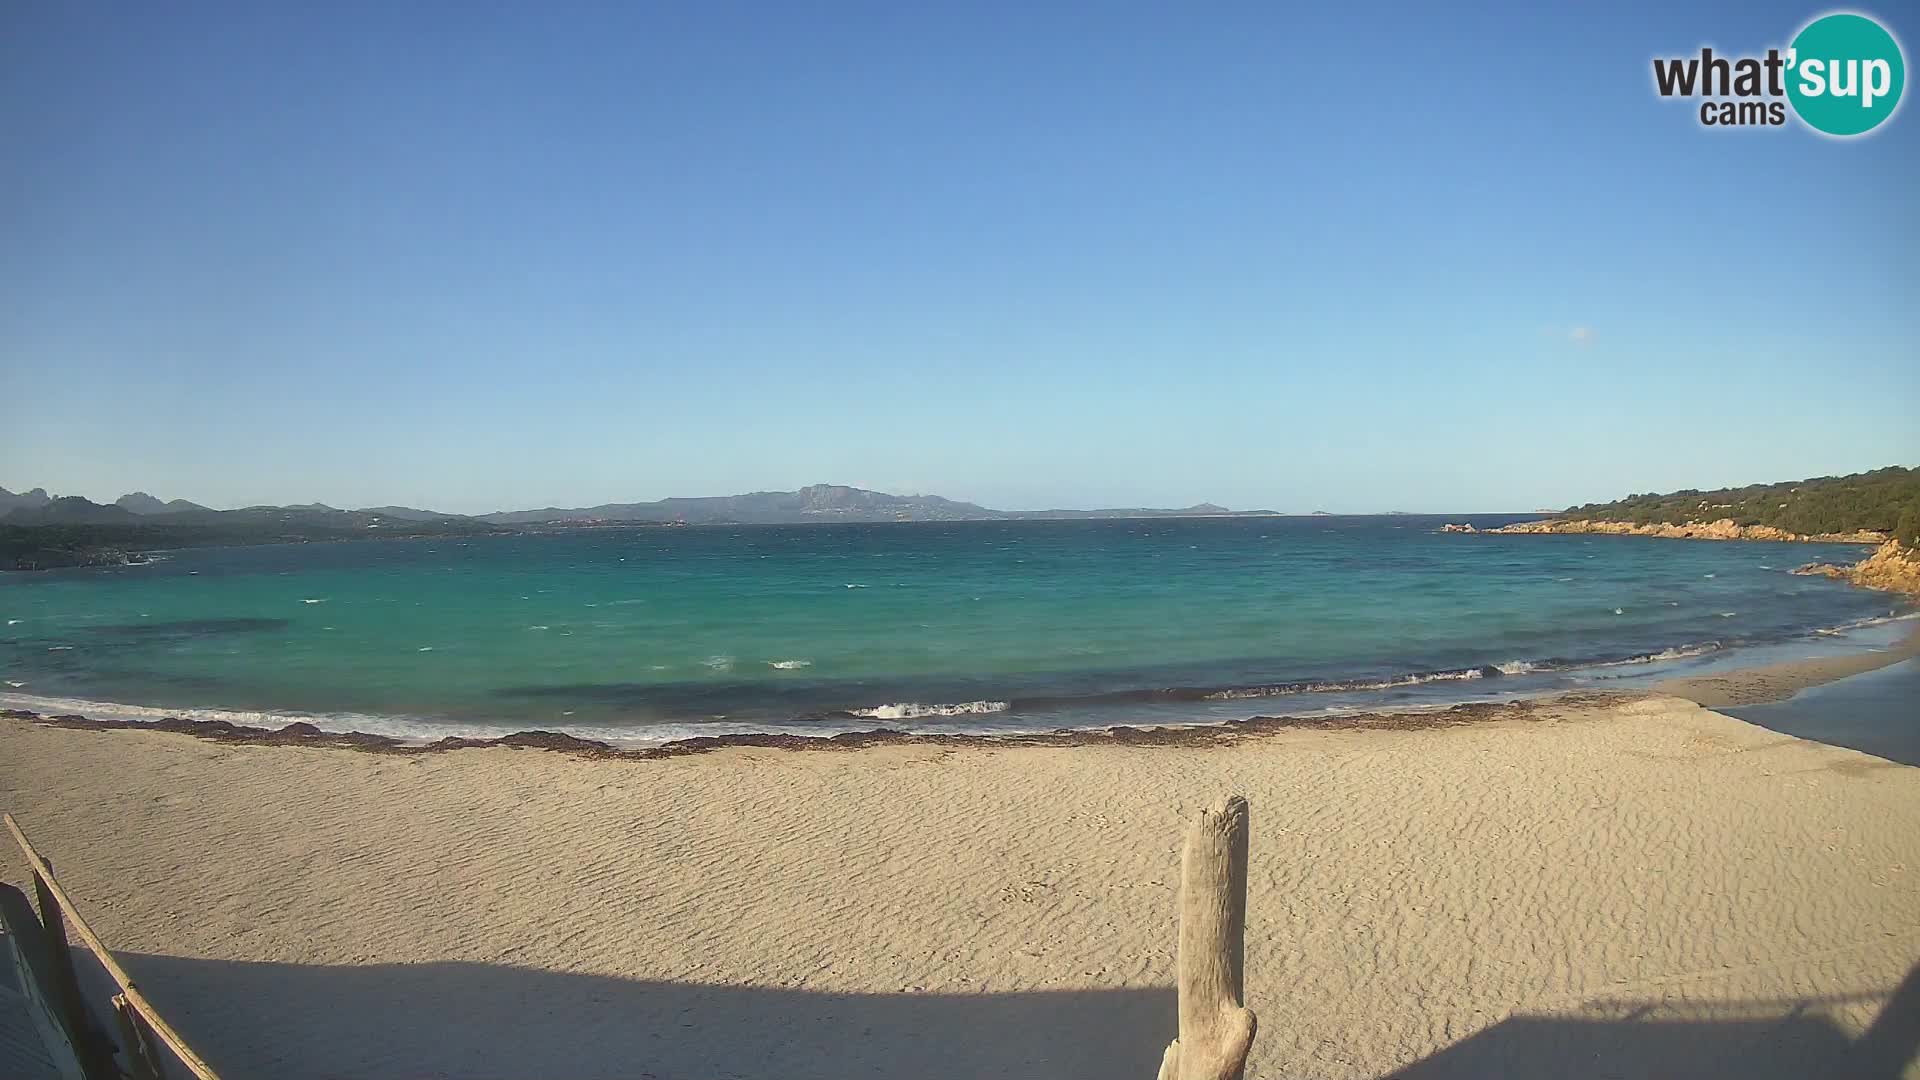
left=6, top=619, right=21, bottom=625
left=851, top=700, right=1010, bottom=720
left=845, top=583, right=867, bottom=589
left=1206, top=668, right=1490, bottom=700
left=1811, top=610, right=1919, bottom=635
left=767, top=659, right=812, bottom=670
left=48, top=645, right=73, bottom=651
left=301, top=598, right=328, bottom=604
left=528, top=625, right=550, bottom=631
left=0, top=690, right=413, bottom=736
left=417, top=646, right=435, bottom=652
left=1494, top=660, right=1540, bottom=675
left=702, top=655, right=735, bottom=672
left=1604, top=643, right=1722, bottom=666
left=0, top=689, right=723, bottom=748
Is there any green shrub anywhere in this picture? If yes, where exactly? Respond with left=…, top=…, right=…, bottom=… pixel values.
left=1570, top=466, right=1919, bottom=538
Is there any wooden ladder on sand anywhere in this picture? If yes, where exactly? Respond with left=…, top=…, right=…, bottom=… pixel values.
left=1, top=813, right=222, bottom=1080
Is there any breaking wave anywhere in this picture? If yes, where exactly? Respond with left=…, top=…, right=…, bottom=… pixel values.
left=850, top=700, right=1011, bottom=720
left=1202, top=666, right=1494, bottom=701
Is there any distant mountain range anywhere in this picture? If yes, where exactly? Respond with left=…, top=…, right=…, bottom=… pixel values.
left=479, top=484, right=1269, bottom=525
left=0, top=483, right=1301, bottom=569
left=1, top=487, right=213, bottom=519
left=116, top=491, right=212, bottom=515
left=2, top=483, right=1278, bottom=528
left=0, top=486, right=51, bottom=516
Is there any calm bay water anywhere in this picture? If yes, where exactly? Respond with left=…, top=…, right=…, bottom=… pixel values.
left=0, top=517, right=1908, bottom=743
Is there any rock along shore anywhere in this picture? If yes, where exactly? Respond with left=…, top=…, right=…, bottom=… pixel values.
left=1787, top=540, right=1920, bottom=597
left=1437, top=518, right=1920, bottom=599
left=1474, top=517, right=1887, bottom=543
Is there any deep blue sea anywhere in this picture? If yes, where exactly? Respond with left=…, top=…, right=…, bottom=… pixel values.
left=0, top=517, right=1910, bottom=743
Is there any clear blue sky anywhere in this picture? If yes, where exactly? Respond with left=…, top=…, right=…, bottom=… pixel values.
left=2, top=1, right=1915, bottom=514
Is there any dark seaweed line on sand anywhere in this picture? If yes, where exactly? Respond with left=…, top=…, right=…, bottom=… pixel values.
left=1, top=693, right=1636, bottom=760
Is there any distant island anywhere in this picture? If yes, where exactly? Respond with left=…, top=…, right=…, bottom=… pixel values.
left=474, top=484, right=1279, bottom=526
left=0, top=483, right=1291, bottom=570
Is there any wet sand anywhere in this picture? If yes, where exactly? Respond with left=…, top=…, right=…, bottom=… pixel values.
left=1654, top=625, right=1920, bottom=708
left=1723, top=659, right=1920, bottom=767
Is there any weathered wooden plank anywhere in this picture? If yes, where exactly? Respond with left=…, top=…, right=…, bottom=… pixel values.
left=1, top=931, right=72, bottom=1080
left=0, top=883, right=88, bottom=1080
left=31, top=862, right=114, bottom=1080
left=112, top=994, right=163, bottom=1080
left=4, top=814, right=223, bottom=1080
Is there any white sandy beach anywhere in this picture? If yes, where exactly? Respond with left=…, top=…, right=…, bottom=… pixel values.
left=3, top=692, right=1919, bottom=1079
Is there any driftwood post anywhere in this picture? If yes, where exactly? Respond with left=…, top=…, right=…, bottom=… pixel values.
left=1156, top=796, right=1255, bottom=1080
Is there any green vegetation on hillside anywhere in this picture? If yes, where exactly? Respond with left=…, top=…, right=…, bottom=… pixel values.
left=1565, top=467, right=1920, bottom=546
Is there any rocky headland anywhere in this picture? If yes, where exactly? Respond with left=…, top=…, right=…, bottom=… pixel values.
left=1439, top=517, right=1920, bottom=598
left=1788, top=540, right=1920, bottom=597
left=1478, top=517, right=1887, bottom=543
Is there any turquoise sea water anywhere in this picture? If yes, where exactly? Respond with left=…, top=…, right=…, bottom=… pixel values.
left=0, top=517, right=1909, bottom=743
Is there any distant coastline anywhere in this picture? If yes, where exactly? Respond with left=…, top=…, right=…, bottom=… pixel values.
left=0, top=478, right=1529, bottom=571
left=1476, top=518, right=1887, bottom=543
left=1433, top=466, right=1920, bottom=599
left=1436, top=521, right=1920, bottom=599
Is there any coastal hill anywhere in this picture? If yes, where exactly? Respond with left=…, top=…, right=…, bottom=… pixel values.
left=115, top=491, right=212, bottom=515
left=480, top=484, right=1271, bottom=525
left=482, top=484, right=1001, bottom=525
left=1537, top=466, right=1919, bottom=547
left=0, top=485, right=52, bottom=515
left=1457, top=466, right=1920, bottom=597
left=0, top=498, right=507, bottom=570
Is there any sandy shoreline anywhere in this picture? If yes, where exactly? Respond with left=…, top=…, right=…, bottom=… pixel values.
left=1655, top=624, right=1920, bottom=708
left=6, top=679, right=1920, bottom=1078
left=2, top=623, right=1911, bottom=762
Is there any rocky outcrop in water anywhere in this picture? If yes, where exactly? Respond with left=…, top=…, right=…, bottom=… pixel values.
left=1791, top=541, right=1920, bottom=598
left=1483, top=518, right=1887, bottom=543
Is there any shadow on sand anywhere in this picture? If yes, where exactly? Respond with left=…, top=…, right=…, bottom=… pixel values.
left=1389, top=961, right=1920, bottom=1080
left=104, top=953, right=1920, bottom=1079
left=114, top=952, right=1173, bottom=1079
